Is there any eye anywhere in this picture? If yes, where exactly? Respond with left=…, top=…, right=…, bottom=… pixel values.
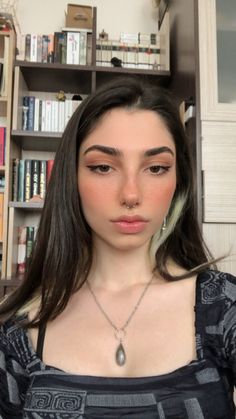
left=149, top=165, right=170, bottom=175
left=87, top=164, right=112, bottom=174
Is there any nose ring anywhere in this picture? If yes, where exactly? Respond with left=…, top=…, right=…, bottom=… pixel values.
left=123, top=202, right=138, bottom=209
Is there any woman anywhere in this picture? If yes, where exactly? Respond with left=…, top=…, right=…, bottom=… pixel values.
left=0, top=77, right=235, bottom=418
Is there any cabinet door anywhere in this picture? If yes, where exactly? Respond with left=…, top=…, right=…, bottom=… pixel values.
left=198, top=0, right=236, bottom=120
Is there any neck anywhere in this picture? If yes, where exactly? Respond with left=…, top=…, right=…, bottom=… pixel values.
left=87, top=238, right=154, bottom=291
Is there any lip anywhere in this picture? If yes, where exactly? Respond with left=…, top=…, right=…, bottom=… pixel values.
left=111, top=215, right=149, bottom=234
left=112, top=215, right=148, bottom=222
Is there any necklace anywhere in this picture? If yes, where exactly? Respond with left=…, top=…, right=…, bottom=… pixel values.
left=86, top=275, right=154, bottom=367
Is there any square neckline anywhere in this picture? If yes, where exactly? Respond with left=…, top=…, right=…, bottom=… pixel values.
left=24, top=270, right=207, bottom=383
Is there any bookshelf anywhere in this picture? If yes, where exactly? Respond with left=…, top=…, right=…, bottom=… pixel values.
left=0, top=29, right=15, bottom=279
left=4, top=7, right=171, bottom=284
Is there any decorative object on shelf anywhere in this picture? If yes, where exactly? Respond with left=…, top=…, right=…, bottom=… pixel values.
left=111, top=57, right=122, bottom=68
left=56, top=90, right=66, bottom=102
left=99, top=29, right=108, bottom=41
left=0, top=0, right=21, bottom=33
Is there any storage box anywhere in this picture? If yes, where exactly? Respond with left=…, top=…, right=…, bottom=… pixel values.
left=65, top=4, right=93, bottom=30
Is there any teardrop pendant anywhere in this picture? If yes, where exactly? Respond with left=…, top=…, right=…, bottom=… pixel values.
left=115, top=342, right=126, bottom=366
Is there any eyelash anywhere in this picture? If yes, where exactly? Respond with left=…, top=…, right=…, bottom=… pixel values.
left=86, top=164, right=171, bottom=175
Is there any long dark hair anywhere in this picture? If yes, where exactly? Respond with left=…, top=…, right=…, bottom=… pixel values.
left=0, top=77, right=214, bottom=326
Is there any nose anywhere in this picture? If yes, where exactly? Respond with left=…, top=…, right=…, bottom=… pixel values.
left=119, top=172, right=142, bottom=208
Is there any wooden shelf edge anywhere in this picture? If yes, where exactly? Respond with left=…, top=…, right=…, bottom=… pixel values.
left=14, top=60, right=170, bottom=77
left=9, top=201, right=44, bottom=209
left=11, top=130, right=62, bottom=138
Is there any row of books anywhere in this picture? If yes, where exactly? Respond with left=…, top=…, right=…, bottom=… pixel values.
left=17, top=31, right=92, bottom=66
left=22, top=97, right=82, bottom=132
left=12, top=159, right=54, bottom=202
left=17, top=225, right=38, bottom=274
left=96, top=40, right=161, bottom=69
left=0, top=127, right=6, bottom=165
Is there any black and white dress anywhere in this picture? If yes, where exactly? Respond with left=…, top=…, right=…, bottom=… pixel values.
left=0, top=270, right=236, bottom=418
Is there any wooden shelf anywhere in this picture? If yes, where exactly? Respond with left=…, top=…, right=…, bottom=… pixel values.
left=9, top=201, right=44, bottom=210
left=11, top=130, right=61, bottom=151
left=14, top=60, right=170, bottom=92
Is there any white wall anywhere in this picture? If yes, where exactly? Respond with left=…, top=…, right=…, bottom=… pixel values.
left=16, top=0, right=159, bottom=38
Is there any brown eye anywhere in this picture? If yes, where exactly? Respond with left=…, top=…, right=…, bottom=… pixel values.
left=87, top=164, right=112, bottom=173
left=149, top=165, right=170, bottom=175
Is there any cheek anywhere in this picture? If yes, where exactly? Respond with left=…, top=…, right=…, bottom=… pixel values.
left=147, top=178, right=176, bottom=209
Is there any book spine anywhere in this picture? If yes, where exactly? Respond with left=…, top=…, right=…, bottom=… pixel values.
left=22, top=96, right=29, bottom=130
left=12, top=158, right=20, bottom=201
left=38, top=99, right=42, bottom=131
left=39, top=160, right=47, bottom=199
left=79, top=31, right=87, bottom=65
left=28, top=96, right=35, bottom=131
left=42, top=35, right=49, bottom=63
left=0, top=127, right=4, bottom=165
left=34, top=98, right=40, bottom=131
left=41, top=100, right=46, bottom=131
left=37, top=35, right=43, bottom=62
left=45, top=100, right=52, bottom=131
left=64, top=99, right=73, bottom=128
left=58, top=101, right=65, bottom=132
left=17, top=226, right=27, bottom=274
left=30, top=34, right=38, bottom=62
left=24, top=159, right=32, bottom=202
left=67, top=32, right=80, bottom=65
left=25, top=34, right=31, bottom=61
left=46, top=160, right=54, bottom=186
left=16, top=34, right=26, bottom=60
left=51, top=101, right=59, bottom=132
left=18, top=159, right=25, bottom=202
left=47, top=34, right=54, bottom=63
left=26, top=226, right=35, bottom=265
left=31, top=160, right=40, bottom=197
left=87, top=33, right=92, bottom=65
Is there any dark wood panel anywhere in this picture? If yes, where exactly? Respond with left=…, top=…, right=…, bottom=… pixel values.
left=0, top=279, right=21, bottom=299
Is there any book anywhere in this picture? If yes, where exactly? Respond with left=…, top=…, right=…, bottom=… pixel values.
left=66, top=32, right=80, bottom=65
left=79, top=31, right=87, bottom=65
left=54, top=32, right=67, bottom=64
left=46, top=160, right=54, bottom=186
left=87, top=32, right=92, bottom=65
left=42, top=35, right=49, bottom=63
left=37, top=35, right=43, bottom=62
left=25, top=34, right=31, bottom=61
left=28, top=96, right=35, bottom=131
left=30, top=34, right=38, bottom=62
left=58, top=101, right=65, bottom=132
left=24, top=159, right=32, bottom=202
left=17, top=226, right=27, bottom=273
left=45, top=100, right=52, bottom=131
left=40, top=160, right=47, bottom=199
left=31, top=160, right=40, bottom=197
left=34, top=98, right=40, bottom=131
left=18, top=159, right=25, bottom=202
left=16, top=34, right=26, bottom=61
left=22, top=96, right=29, bottom=130
left=47, top=34, right=54, bottom=63
left=26, top=226, right=35, bottom=265
left=12, top=158, right=20, bottom=201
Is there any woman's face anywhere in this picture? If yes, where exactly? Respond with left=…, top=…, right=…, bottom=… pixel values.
left=78, top=108, right=176, bottom=252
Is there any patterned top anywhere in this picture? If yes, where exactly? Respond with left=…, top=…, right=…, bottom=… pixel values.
left=0, top=269, right=236, bottom=419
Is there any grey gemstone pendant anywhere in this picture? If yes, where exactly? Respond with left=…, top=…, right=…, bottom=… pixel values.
left=115, top=342, right=126, bottom=366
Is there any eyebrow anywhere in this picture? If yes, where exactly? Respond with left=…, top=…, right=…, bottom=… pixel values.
left=83, top=145, right=174, bottom=157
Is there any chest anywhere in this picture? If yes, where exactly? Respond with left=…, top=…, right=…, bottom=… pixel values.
left=30, top=280, right=197, bottom=377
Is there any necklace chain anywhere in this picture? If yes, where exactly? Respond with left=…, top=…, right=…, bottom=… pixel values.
left=86, top=275, right=154, bottom=334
